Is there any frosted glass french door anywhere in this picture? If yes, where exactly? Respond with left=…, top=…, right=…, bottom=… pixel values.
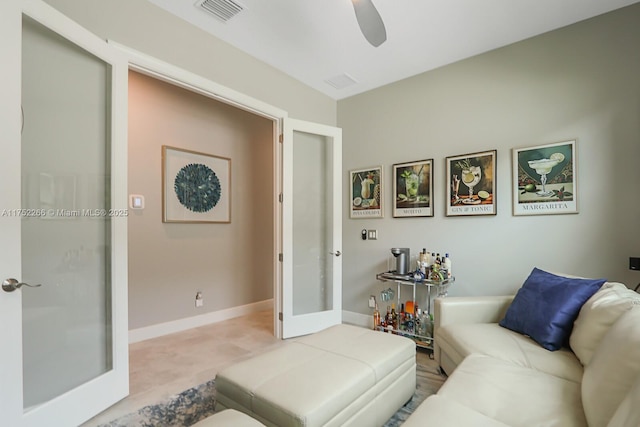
left=0, top=1, right=129, bottom=426
left=281, top=118, right=342, bottom=338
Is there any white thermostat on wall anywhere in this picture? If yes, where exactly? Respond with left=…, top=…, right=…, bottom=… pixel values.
left=129, top=194, right=145, bottom=209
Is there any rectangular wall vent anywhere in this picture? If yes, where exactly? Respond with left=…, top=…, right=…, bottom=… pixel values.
left=325, top=73, right=358, bottom=90
left=197, top=0, right=245, bottom=23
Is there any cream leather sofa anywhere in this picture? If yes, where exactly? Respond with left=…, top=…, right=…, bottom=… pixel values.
left=403, top=281, right=640, bottom=427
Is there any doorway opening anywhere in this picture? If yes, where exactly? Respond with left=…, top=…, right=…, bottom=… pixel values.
left=127, top=70, right=278, bottom=338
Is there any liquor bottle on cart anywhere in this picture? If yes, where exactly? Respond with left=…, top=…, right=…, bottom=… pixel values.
left=390, top=304, right=398, bottom=330
left=444, top=253, right=452, bottom=279
left=373, top=304, right=381, bottom=330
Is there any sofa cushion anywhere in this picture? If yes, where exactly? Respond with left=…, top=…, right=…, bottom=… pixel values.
left=294, top=323, right=415, bottom=381
left=570, top=282, right=640, bottom=365
left=402, top=395, right=510, bottom=427
left=437, top=322, right=583, bottom=382
left=216, top=342, right=375, bottom=421
left=437, top=354, right=586, bottom=427
left=215, top=324, right=416, bottom=427
left=607, top=372, right=640, bottom=427
left=499, top=268, right=605, bottom=351
left=582, top=307, right=640, bottom=427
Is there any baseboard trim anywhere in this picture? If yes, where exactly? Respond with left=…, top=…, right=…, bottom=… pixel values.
left=129, top=299, right=274, bottom=343
left=342, top=310, right=373, bottom=329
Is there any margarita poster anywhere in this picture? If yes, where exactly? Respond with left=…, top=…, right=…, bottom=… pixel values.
left=512, top=140, right=577, bottom=216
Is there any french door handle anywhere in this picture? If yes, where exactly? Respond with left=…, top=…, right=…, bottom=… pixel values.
left=330, top=251, right=342, bottom=257
left=2, top=278, right=42, bottom=293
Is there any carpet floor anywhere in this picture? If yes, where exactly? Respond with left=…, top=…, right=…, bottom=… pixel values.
left=100, top=349, right=446, bottom=427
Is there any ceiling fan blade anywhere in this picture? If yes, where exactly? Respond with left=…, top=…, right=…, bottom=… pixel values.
left=351, top=0, right=387, bottom=47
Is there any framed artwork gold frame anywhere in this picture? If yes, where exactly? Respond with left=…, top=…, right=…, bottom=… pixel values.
left=162, top=145, right=231, bottom=223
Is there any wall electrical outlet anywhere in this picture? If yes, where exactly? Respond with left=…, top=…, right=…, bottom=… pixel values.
left=195, top=291, right=204, bottom=308
left=368, top=295, right=376, bottom=309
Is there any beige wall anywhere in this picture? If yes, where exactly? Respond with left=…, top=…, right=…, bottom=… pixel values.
left=128, top=71, right=274, bottom=329
left=338, top=4, right=640, bottom=314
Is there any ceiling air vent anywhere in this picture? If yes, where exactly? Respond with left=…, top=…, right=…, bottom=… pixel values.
left=197, top=0, right=245, bottom=23
left=325, top=73, right=358, bottom=90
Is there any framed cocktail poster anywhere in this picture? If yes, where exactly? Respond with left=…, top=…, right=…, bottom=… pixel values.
left=350, top=166, right=383, bottom=218
left=392, top=159, right=433, bottom=218
left=163, top=145, right=231, bottom=223
left=446, top=150, right=497, bottom=217
left=512, top=140, right=577, bottom=216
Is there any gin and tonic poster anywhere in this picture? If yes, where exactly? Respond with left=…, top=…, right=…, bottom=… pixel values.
left=512, top=140, right=577, bottom=216
left=446, top=150, right=497, bottom=217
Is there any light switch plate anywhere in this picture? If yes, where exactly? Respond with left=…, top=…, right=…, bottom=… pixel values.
left=367, top=230, right=377, bottom=240
left=130, top=194, right=145, bottom=209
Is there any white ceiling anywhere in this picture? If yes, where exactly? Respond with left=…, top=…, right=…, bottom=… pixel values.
left=147, top=0, right=639, bottom=100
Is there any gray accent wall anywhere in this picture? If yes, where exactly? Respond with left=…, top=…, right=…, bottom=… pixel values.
left=338, top=4, right=640, bottom=315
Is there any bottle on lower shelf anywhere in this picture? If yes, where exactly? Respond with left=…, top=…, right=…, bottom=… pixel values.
left=390, top=303, right=398, bottom=330
left=373, top=303, right=381, bottom=330
left=419, top=309, right=432, bottom=338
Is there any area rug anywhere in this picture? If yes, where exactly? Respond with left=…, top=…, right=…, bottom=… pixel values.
left=99, top=380, right=216, bottom=427
left=101, top=351, right=445, bottom=427
left=382, top=354, right=446, bottom=427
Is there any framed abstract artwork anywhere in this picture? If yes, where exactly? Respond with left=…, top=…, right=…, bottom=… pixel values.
left=350, top=166, right=383, bottom=218
left=446, top=150, right=497, bottom=217
left=392, top=159, right=433, bottom=218
left=512, top=140, right=577, bottom=216
left=162, top=145, right=231, bottom=223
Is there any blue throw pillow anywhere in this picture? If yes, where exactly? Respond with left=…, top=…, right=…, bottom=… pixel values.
left=499, top=268, right=606, bottom=351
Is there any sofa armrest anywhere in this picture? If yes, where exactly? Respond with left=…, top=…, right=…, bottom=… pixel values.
left=434, top=295, right=514, bottom=331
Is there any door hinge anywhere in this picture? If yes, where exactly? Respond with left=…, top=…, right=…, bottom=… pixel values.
left=279, top=134, right=283, bottom=143
left=278, top=253, right=283, bottom=262
left=278, top=193, right=283, bottom=203
left=279, top=312, right=283, bottom=321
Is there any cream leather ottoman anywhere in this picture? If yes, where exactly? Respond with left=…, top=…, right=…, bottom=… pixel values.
left=215, top=324, right=416, bottom=427
left=192, top=409, right=265, bottom=426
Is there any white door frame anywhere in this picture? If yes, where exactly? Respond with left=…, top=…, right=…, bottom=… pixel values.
left=109, top=42, right=289, bottom=338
